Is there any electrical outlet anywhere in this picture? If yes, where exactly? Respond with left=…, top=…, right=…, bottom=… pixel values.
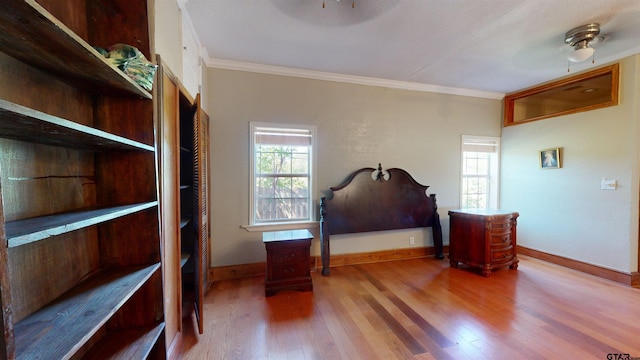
left=410, top=236, right=415, bottom=245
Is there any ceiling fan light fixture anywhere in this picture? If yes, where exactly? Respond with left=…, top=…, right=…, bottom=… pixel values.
left=568, top=40, right=594, bottom=62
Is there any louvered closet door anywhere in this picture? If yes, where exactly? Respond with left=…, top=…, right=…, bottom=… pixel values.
left=191, top=94, right=209, bottom=335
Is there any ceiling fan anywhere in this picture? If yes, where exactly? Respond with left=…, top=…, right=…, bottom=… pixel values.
left=564, top=23, right=606, bottom=63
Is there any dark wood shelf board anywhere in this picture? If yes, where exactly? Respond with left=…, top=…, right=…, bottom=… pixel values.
left=83, top=322, right=165, bottom=360
left=0, top=99, right=154, bottom=151
left=0, top=0, right=152, bottom=99
left=6, top=202, right=158, bottom=248
left=14, top=263, right=161, bottom=360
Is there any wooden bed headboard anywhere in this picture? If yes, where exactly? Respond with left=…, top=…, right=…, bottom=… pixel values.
left=319, top=164, right=444, bottom=276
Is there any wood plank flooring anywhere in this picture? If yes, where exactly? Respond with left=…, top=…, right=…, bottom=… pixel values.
left=176, top=255, right=640, bottom=359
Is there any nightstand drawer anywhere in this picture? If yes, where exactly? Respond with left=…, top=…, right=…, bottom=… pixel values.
left=271, top=247, right=307, bottom=265
left=269, top=262, right=308, bottom=279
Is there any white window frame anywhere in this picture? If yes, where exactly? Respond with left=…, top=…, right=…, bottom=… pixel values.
left=247, top=122, right=317, bottom=231
left=460, top=135, right=500, bottom=209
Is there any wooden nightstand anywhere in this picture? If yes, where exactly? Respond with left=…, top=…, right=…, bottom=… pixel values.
left=448, top=209, right=519, bottom=277
left=262, top=229, right=313, bottom=297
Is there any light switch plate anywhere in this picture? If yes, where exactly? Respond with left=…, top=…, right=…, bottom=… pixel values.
left=601, top=178, right=617, bottom=190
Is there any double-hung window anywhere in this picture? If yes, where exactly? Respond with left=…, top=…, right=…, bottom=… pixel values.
left=460, top=135, right=500, bottom=209
left=250, top=123, right=316, bottom=225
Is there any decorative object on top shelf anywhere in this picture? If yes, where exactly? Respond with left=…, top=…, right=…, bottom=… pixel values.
left=95, top=43, right=157, bottom=91
left=539, top=147, right=561, bottom=169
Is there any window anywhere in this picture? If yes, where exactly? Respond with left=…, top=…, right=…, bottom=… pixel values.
left=460, top=136, right=500, bottom=209
left=250, top=123, right=316, bottom=225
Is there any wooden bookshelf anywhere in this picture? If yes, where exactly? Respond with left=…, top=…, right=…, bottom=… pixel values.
left=0, top=0, right=165, bottom=358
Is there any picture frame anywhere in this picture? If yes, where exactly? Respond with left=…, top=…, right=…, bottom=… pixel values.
left=539, top=148, right=561, bottom=169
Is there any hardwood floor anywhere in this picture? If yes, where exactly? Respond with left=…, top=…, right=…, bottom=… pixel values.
left=176, top=255, right=640, bottom=359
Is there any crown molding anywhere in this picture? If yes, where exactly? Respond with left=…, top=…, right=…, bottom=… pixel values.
left=204, top=57, right=504, bottom=100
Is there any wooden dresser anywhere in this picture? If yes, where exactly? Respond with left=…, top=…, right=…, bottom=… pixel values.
left=448, top=209, right=519, bottom=277
left=263, top=230, right=314, bottom=296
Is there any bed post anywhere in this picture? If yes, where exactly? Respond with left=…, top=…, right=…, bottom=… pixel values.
left=430, top=194, right=445, bottom=259
left=319, top=197, right=331, bottom=276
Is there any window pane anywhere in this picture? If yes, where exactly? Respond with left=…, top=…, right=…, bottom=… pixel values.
left=275, top=177, right=292, bottom=198
left=280, top=152, right=293, bottom=174
left=291, top=177, right=308, bottom=198
left=477, top=158, right=489, bottom=175
left=291, top=153, right=308, bottom=173
left=465, top=158, right=478, bottom=175
left=256, top=177, right=275, bottom=197
left=291, top=198, right=309, bottom=219
left=256, top=198, right=275, bottom=221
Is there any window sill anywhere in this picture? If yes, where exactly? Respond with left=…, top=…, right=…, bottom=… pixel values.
left=242, top=221, right=319, bottom=233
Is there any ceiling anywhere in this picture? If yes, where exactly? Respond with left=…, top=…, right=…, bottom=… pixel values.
left=184, top=0, right=640, bottom=99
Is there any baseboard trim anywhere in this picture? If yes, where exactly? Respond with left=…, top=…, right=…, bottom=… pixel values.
left=209, top=262, right=265, bottom=282
left=209, top=246, right=638, bottom=287
left=518, top=246, right=639, bottom=288
left=208, top=246, right=448, bottom=282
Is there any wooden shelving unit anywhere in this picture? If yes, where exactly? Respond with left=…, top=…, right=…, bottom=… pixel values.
left=0, top=0, right=165, bottom=359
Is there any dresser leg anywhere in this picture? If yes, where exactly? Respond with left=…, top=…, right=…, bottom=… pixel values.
left=510, top=258, right=519, bottom=270
left=482, top=267, right=492, bottom=277
left=449, top=260, right=458, bottom=268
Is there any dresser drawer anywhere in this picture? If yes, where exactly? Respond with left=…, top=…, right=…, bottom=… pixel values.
left=491, top=233, right=511, bottom=247
left=488, top=220, right=512, bottom=234
left=492, top=246, right=514, bottom=263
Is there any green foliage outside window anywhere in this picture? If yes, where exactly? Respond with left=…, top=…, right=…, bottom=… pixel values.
left=255, top=144, right=310, bottom=222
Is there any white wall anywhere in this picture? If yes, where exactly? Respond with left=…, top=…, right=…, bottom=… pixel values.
left=152, top=0, right=182, bottom=78
left=152, top=0, right=202, bottom=99
left=207, top=69, right=502, bottom=267
left=501, top=55, right=640, bottom=273
left=180, top=11, right=201, bottom=97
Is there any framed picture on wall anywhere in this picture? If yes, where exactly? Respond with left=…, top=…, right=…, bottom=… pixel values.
left=539, top=148, right=561, bottom=169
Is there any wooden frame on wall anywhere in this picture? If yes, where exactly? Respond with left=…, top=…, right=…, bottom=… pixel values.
left=504, top=63, right=619, bottom=126
left=539, top=147, right=561, bottom=169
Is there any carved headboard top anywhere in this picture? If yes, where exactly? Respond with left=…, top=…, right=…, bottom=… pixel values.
left=322, top=164, right=439, bottom=235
